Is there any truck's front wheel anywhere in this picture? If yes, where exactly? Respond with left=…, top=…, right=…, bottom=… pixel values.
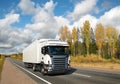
left=41, top=66, right=47, bottom=75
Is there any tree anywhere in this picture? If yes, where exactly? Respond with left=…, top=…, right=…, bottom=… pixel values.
left=106, top=27, right=118, bottom=58
left=95, top=23, right=105, bottom=56
left=72, top=27, right=78, bottom=42
left=90, top=28, right=95, bottom=42
left=90, top=28, right=97, bottom=54
left=116, top=35, right=120, bottom=59
left=77, top=28, right=82, bottom=55
left=81, top=20, right=91, bottom=55
left=59, top=26, right=69, bottom=41
left=72, top=27, right=78, bottom=56
left=66, top=29, right=73, bottom=55
left=59, top=26, right=72, bottom=55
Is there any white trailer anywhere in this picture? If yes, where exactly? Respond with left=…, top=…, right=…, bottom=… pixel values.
left=23, top=39, right=70, bottom=75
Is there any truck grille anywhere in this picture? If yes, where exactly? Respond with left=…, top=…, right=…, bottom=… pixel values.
left=53, top=57, right=66, bottom=71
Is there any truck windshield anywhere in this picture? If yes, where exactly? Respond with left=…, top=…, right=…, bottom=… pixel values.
left=48, top=46, right=69, bottom=55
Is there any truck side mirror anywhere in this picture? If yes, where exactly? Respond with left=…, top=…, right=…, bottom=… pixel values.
left=41, top=47, right=46, bottom=55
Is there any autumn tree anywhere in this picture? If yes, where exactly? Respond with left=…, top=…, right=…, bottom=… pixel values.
left=106, top=27, right=118, bottom=58
left=95, top=23, right=105, bottom=56
left=72, top=27, right=78, bottom=56
left=77, top=28, right=82, bottom=55
left=81, top=20, right=91, bottom=55
left=72, top=27, right=78, bottom=42
left=116, top=35, right=120, bottom=59
left=59, top=26, right=69, bottom=41
left=90, top=28, right=97, bottom=54
left=59, top=26, right=72, bottom=54
left=66, top=29, right=72, bottom=55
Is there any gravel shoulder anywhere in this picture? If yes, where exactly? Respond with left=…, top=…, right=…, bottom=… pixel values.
left=0, top=58, right=37, bottom=84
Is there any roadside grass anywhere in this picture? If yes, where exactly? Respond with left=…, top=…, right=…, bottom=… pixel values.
left=70, top=54, right=120, bottom=71
left=10, top=53, right=22, bottom=61
left=0, top=55, right=5, bottom=80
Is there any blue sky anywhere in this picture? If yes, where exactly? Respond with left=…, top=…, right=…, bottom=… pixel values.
left=0, top=0, right=119, bottom=17
left=0, top=0, right=120, bottom=27
left=0, top=0, right=120, bottom=54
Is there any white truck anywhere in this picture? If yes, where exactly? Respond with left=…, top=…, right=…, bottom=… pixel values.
left=23, top=39, right=70, bottom=75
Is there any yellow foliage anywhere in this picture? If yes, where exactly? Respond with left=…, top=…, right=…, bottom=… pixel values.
left=72, top=27, right=78, bottom=42
left=81, top=20, right=91, bottom=55
left=95, top=23, right=105, bottom=56
left=59, top=26, right=71, bottom=41
left=106, top=27, right=118, bottom=58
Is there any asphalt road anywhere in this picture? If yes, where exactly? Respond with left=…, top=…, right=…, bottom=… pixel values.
left=8, top=58, right=120, bottom=84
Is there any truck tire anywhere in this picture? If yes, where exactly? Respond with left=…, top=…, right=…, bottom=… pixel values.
left=41, top=66, right=47, bottom=75
left=41, top=66, right=45, bottom=75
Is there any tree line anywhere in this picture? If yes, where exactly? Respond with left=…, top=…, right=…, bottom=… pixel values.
left=59, top=20, right=120, bottom=59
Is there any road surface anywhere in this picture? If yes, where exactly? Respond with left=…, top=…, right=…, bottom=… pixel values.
left=8, top=58, right=120, bottom=84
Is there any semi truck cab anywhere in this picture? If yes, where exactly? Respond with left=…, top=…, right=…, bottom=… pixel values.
left=41, top=45, right=70, bottom=74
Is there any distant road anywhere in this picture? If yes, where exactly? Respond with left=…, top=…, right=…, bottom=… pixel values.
left=9, top=58, right=120, bottom=84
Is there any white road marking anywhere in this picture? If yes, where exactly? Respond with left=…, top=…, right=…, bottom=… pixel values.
left=73, top=73, right=91, bottom=78
left=13, top=63, right=52, bottom=84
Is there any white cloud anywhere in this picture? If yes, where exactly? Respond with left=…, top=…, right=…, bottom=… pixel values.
left=25, top=22, right=46, bottom=31
left=1, top=0, right=98, bottom=54
left=25, top=21, right=58, bottom=39
left=32, top=0, right=56, bottom=23
left=18, top=0, right=69, bottom=40
left=68, top=0, right=97, bottom=21
left=18, top=0, right=35, bottom=15
left=33, top=8, right=53, bottom=23
left=99, top=6, right=120, bottom=31
left=25, top=0, right=69, bottom=39
left=0, top=13, right=19, bottom=28
left=73, top=14, right=98, bottom=30
left=0, top=12, right=21, bottom=53
left=0, top=12, right=32, bottom=54
left=54, top=16, right=70, bottom=27
left=0, top=44, right=12, bottom=48
left=0, top=27, right=33, bottom=54
left=44, top=0, right=56, bottom=13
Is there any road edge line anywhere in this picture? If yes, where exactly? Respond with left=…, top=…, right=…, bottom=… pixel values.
left=13, top=63, right=52, bottom=84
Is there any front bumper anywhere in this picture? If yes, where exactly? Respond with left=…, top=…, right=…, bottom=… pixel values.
left=46, top=64, right=70, bottom=74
